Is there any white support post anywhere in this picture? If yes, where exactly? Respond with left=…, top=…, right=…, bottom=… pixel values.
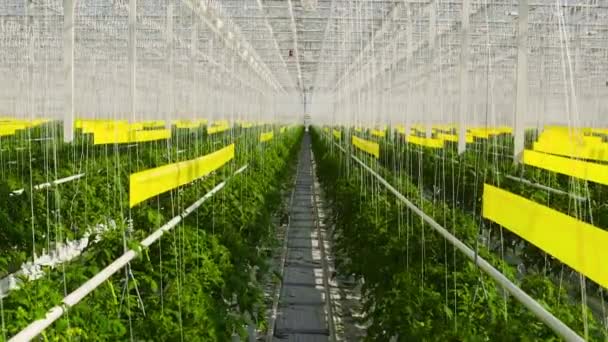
left=458, top=0, right=470, bottom=154
left=62, top=0, right=75, bottom=142
left=514, top=0, right=528, bottom=162
left=538, top=37, right=546, bottom=134
left=191, top=12, right=198, bottom=119
left=426, top=1, right=436, bottom=139
left=404, top=3, right=413, bottom=139
left=128, top=0, right=137, bottom=123
left=230, top=55, right=236, bottom=124
left=166, top=2, right=174, bottom=127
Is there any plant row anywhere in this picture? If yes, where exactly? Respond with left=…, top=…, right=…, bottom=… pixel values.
left=0, top=124, right=272, bottom=279
left=371, top=130, right=608, bottom=299
left=0, top=126, right=301, bottom=341
left=313, top=127, right=603, bottom=341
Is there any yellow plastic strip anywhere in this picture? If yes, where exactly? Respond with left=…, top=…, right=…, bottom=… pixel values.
left=533, top=138, right=608, bottom=162
left=0, top=119, right=49, bottom=136
left=333, top=129, right=341, bottom=140
left=483, top=184, right=608, bottom=288
left=175, top=122, right=201, bottom=129
left=371, top=129, right=385, bottom=138
left=142, top=120, right=166, bottom=128
left=395, top=125, right=407, bottom=135
left=352, top=135, right=379, bottom=158
left=590, top=128, right=608, bottom=135
left=468, top=129, right=490, bottom=138
left=92, top=123, right=169, bottom=145
left=433, top=124, right=456, bottom=132
left=437, top=133, right=473, bottom=144
left=93, top=125, right=131, bottom=145
left=174, top=119, right=207, bottom=129
left=523, top=149, right=608, bottom=186
left=130, top=123, right=144, bottom=131
left=407, top=135, right=444, bottom=148
left=208, top=124, right=230, bottom=134
left=468, top=127, right=512, bottom=138
left=131, top=129, right=171, bottom=143
left=0, top=124, right=26, bottom=136
left=129, top=144, right=235, bottom=207
left=260, top=131, right=274, bottom=142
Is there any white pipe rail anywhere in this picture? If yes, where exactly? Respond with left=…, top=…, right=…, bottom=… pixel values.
left=10, top=173, right=85, bottom=196
left=0, top=221, right=116, bottom=299
left=326, top=133, right=584, bottom=342
left=9, top=165, right=248, bottom=342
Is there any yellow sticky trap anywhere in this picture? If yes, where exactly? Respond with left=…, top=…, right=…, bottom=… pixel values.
left=371, top=129, right=385, bottom=138
left=142, top=120, right=166, bottom=128
left=468, top=127, right=511, bottom=138
left=260, top=131, right=274, bottom=142
left=437, top=133, right=473, bottom=144
left=433, top=124, right=456, bottom=132
left=0, top=118, right=49, bottom=136
left=468, top=129, right=490, bottom=138
left=93, top=123, right=131, bottom=144
left=175, top=122, right=200, bottom=129
left=174, top=119, right=207, bottom=129
left=407, top=135, right=444, bottom=148
left=208, top=123, right=230, bottom=134
left=0, top=123, right=26, bottom=136
left=533, top=128, right=608, bottom=162
left=129, top=144, right=235, bottom=207
left=130, top=123, right=144, bottom=131
left=131, top=129, right=171, bottom=143
left=590, top=128, right=608, bottom=135
left=352, top=136, right=379, bottom=158
left=412, top=125, right=426, bottom=133
left=483, top=184, right=608, bottom=289
left=333, top=129, right=341, bottom=140
left=523, top=150, right=608, bottom=186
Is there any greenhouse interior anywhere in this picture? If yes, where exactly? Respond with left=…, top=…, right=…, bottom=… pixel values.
left=0, top=0, right=607, bottom=341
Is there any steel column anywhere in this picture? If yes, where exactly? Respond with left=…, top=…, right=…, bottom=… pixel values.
left=426, top=1, right=436, bottom=138
left=514, top=0, right=528, bottom=162
left=167, top=3, right=174, bottom=126
left=458, top=0, right=470, bottom=153
left=62, top=0, right=75, bottom=142
left=128, top=0, right=137, bottom=123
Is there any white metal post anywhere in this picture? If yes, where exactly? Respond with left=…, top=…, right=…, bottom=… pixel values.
left=458, top=0, right=470, bottom=154
left=514, top=0, right=528, bottom=162
left=426, top=1, right=436, bottom=138
left=63, top=0, right=75, bottom=142
left=191, top=11, right=198, bottom=119
left=166, top=2, right=174, bottom=127
left=128, top=0, right=137, bottom=123
left=404, top=3, right=413, bottom=139
left=538, top=37, right=546, bottom=134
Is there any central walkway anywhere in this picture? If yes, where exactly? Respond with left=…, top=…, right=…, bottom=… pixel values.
left=273, top=133, right=334, bottom=341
